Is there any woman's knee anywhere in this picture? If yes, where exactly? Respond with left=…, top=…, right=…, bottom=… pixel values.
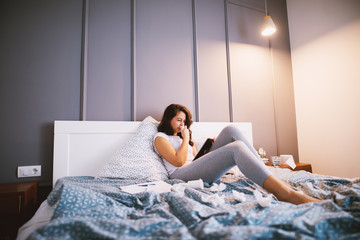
left=222, top=125, right=239, bottom=135
left=229, top=140, right=248, bottom=153
left=223, top=125, right=245, bottom=139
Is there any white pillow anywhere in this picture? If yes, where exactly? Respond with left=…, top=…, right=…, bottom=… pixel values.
left=98, top=116, right=169, bottom=181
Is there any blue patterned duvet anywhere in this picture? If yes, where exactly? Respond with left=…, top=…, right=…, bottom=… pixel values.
left=29, top=169, right=360, bottom=239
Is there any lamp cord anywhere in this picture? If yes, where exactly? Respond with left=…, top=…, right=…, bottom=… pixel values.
left=264, top=0, right=268, bottom=16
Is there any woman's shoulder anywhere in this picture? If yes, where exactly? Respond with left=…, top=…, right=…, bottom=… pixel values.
left=154, top=132, right=170, bottom=140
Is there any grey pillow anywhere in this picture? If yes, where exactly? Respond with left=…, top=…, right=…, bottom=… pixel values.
left=98, top=116, right=168, bottom=181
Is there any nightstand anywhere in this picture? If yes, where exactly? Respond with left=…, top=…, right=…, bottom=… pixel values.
left=266, top=162, right=312, bottom=173
left=0, top=181, right=38, bottom=240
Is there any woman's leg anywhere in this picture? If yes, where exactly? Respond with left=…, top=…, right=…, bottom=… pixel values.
left=211, top=125, right=260, bottom=159
left=263, top=176, right=321, bottom=204
left=171, top=125, right=321, bottom=204
left=171, top=142, right=320, bottom=204
left=170, top=140, right=271, bottom=186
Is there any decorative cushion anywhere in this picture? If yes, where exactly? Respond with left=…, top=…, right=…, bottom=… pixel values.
left=98, top=116, right=169, bottom=181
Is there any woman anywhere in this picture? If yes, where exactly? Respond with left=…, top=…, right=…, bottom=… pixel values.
left=154, top=104, right=320, bottom=205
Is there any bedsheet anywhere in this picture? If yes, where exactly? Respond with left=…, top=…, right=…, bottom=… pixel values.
left=27, top=169, right=360, bottom=239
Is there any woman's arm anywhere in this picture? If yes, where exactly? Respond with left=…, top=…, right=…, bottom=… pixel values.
left=192, top=144, right=198, bottom=157
left=154, top=127, right=190, bottom=167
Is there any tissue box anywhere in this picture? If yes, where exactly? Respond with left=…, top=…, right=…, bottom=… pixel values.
left=280, top=155, right=296, bottom=169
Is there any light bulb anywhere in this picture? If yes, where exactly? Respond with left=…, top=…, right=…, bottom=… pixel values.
left=261, top=16, right=276, bottom=36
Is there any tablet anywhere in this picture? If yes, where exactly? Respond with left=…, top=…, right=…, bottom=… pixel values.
left=193, top=138, right=214, bottom=161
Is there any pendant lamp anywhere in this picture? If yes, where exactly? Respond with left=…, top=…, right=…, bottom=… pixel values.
left=261, top=0, right=276, bottom=36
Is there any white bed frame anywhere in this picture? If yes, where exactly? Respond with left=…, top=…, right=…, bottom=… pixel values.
left=53, top=120, right=253, bottom=187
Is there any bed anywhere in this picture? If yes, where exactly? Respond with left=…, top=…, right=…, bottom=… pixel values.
left=17, top=117, right=360, bottom=239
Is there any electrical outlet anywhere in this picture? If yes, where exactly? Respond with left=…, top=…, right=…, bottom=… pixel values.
left=17, top=165, right=41, bottom=178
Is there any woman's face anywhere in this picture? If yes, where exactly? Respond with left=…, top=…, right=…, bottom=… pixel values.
left=170, top=111, right=186, bottom=135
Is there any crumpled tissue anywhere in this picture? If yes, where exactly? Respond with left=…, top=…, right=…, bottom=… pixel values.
left=172, top=179, right=204, bottom=194
left=253, top=189, right=272, bottom=207
left=201, top=193, right=225, bottom=206
left=209, top=183, right=227, bottom=192
left=186, top=179, right=204, bottom=189
left=172, top=183, right=186, bottom=194
left=228, top=190, right=246, bottom=202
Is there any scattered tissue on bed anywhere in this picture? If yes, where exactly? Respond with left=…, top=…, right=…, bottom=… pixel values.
left=253, top=189, right=272, bottom=207
left=209, top=182, right=227, bottom=191
left=27, top=169, right=360, bottom=240
left=185, top=179, right=204, bottom=189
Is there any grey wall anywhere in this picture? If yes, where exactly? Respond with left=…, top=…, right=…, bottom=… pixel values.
left=0, top=0, right=82, bottom=185
left=86, top=0, right=132, bottom=120
left=0, top=0, right=297, bottom=186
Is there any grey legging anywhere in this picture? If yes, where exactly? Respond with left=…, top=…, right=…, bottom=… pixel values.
left=169, top=125, right=272, bottom=187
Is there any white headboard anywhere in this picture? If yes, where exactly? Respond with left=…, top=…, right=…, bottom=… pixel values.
left=53, top=120, right=253, bottom=186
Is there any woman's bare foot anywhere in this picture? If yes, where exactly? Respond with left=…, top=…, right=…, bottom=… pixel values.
left=280, top=188, right=321, bottom=205
left=263, top=175, right=321, bottom=205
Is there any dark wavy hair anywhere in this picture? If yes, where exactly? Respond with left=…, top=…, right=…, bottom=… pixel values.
left=158, top=104, right=194, bottom=146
